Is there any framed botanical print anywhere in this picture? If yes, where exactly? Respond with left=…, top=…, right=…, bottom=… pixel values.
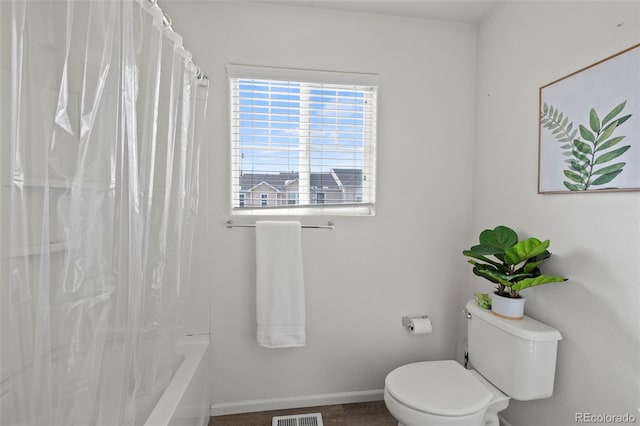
left=539, top=44, right=640, bottom=193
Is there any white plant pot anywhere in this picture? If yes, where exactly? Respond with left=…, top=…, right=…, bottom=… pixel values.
left=490, top=292, right=525, bottom=320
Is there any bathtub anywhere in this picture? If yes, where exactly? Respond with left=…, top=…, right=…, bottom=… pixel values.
left=0, top=334, right=210, bottom=426
left=145, top=334, right=210, bottom=426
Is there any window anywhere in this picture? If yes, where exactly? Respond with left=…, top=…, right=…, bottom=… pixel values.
left=228, top=64, right=377, bottom=215
left=260, top=193, right=268, bottom=206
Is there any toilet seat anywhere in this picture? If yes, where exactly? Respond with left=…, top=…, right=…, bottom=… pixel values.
left=385, top=360, right=493, bottom=416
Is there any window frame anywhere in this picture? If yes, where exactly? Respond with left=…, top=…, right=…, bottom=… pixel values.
left=227, top=64, right=378, bottom=216
left=287, top=192, right=299, bottom=205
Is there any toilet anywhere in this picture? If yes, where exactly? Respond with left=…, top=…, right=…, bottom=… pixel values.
left=384, top=300, right=562, bottom=426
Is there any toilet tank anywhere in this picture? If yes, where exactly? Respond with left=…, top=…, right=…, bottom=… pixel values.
left=466, top=300, right=562, bottom=401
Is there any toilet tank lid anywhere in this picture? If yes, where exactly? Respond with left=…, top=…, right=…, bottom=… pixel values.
left=466, top=300, right=562, bottom=341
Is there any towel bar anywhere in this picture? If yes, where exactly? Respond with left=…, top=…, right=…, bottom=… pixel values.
left=225, top=220, right=334, bottom=229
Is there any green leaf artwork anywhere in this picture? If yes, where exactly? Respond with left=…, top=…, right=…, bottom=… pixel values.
left=541, top=101, right=632, bottom=190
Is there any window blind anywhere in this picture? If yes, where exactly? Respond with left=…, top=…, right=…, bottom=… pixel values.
left=228, top=65, right=377, bottom=215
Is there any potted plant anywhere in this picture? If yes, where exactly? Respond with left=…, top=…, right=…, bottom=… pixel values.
left=463, top=225, right=567, bottom=319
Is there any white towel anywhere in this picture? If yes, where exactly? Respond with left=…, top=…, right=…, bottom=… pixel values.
left=256, top=221, right=306, bottom=348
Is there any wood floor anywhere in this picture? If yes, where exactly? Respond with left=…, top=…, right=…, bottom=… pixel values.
left=209, top=401, right=397, bottom=426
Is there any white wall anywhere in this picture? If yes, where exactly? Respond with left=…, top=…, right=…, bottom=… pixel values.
left=472, top=2, right=640, bottom=425
left=162, top=1, right=476, bottom=407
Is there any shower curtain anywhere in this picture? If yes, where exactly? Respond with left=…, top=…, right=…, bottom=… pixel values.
left=0, top=0, right=208, bottom=424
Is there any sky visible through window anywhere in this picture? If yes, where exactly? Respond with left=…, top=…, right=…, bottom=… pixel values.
left=238, top=79, right=367, bottom=174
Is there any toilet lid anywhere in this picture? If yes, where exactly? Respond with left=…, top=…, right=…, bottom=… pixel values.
left=385, top=360, right=493, bottom=416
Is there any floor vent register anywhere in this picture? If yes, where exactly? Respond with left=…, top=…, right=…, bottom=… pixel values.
left=272, top=413, right=323, bottom=426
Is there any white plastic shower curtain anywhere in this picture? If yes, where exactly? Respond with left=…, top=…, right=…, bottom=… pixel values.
left=0, top=0, right=208, bottom=424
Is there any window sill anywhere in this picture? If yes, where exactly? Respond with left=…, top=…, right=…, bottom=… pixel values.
left=231, top=204, right=374, bottom=217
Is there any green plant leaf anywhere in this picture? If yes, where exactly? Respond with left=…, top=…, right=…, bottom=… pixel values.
left=472, top=265, right=501, bottom=284
left=462, top=250, right=504, bottom=268
left=595, top=135, right=625, bottom=152
left=540, top=104, right=575, bottom=155
left=473, top=263, right=533, bottom=283
left=523, top=262, right=542, bottom=274
left=463, top=250, right=504, bottom=269
left=465, top=245, right=499, bottom=255
left=593, top=162, right=625, bottom=176
left=522, top=251, right=551, bottom=274
left=613, top=114, right=632, bottom=128
left=569, top=160, right=587, bottom=173
left=475, top=293, right=492, bottom=309
left=589, top=108, right=600, bottom=133
left=467, top=260, right=502, bottom=271
left=601, top=100, right=627, bottom=126
left=591, top=170, right=623, bottom=186
left=478, top=226, right=518, bottom=252
left=563, top=170, right=584, bottom=183
left=504, top=238, right=550, bottom=265
left=496, top=277, right=516, bottom=288
left=595, top=120, right=618, bottom=144
left=511, top=275, right=567, bottom=292
left=579, top=125, right=595, bottom=142
left=564, top=181, right=582, bottom=191
left=572, top=149, right=590, bottom=163
left=594, top=145, right=630, bottom=164
left=573, top=139, right=592, bottom=154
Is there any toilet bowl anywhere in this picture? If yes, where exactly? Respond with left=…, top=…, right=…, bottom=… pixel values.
left=384, top=360, right=509, bottom=426
left=383, top=301, right=562, bottom=426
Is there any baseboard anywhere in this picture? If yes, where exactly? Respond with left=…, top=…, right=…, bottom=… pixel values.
left=210, top=389, right=384, bottom=417
left=499, top=414, right=514, bottom=426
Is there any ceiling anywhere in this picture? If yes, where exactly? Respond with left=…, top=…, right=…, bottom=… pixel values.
left=240, top=0, right=499, bottom=24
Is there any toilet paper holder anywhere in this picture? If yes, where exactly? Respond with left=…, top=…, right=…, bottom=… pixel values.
left=402, top=315, right=429, bottom=327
